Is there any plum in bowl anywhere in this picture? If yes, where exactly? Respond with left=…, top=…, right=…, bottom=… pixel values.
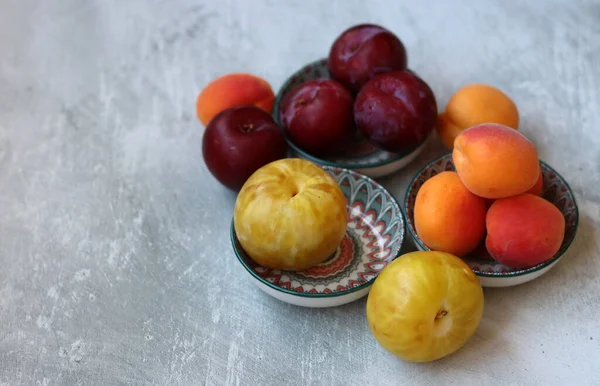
left=273, top=59, right=431, bottom=178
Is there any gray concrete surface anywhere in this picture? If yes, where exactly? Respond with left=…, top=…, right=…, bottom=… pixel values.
left=1, top=0, right=599, bottom=385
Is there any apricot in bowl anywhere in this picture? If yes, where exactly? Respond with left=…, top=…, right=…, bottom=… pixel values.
left=404, top=154, right=579, bottom=288
left=453, top=123, right=540, bottom=199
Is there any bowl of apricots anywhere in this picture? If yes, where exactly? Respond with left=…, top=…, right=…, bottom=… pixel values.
left=404, top=123, right=579, bottom=287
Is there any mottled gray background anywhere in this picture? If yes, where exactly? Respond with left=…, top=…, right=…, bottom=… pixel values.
left=1, top=0, right=599, bottom=385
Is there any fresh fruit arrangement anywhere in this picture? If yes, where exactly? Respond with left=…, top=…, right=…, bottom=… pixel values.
left=412, top=123, right=569, bottom=269
left=404, top=153, right=577, bottom=285
left=199, top=23, right=437, bottom=189
left=278, top=23, right=435, bottom=158
left=274, top=59, right=431, bottom=178
left=196, top=23, right=578, bottom=364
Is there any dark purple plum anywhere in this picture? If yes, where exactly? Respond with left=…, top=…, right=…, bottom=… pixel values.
left=328, top=24, right=407, bottom=94
left=202, top=106, right=287, bottom=190
left=354, top=70, right=437, bottom=153
left=279, top=79, right=354, bottom=156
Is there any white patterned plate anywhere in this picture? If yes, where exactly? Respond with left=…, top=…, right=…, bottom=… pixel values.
left=231, top=166, right=405, bottom=307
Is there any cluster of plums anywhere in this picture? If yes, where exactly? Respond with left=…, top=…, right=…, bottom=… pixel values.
left=200, top=24, right=438, bottom=191
left=279, top=24, right=437, bottom=157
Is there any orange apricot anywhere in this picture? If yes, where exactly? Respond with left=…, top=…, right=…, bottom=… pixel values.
left=524, top=163, right=544, bottom=196
left=453, top=123, right=539, bottom=199
left=486, top=194, right=565, bottom=268
left=437, top=84, right=519, bottom=149
left=437, top=112, right=464, bottom=150
left=196, top=73, right=275, bottom=126
left=414, top=171, right=488, bottom=257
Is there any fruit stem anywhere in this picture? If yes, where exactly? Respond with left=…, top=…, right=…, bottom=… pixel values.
left=239, top=123, right=255, bottom=133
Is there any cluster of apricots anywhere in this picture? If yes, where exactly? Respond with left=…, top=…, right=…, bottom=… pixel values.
left=415, top=123, right=565, bottom=269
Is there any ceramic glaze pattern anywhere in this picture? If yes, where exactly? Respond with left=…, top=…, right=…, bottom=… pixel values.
left=405, top=154, right=579, bottom=277
left=272, top=59, right=420, bottom=167
left=233, top=165, right=404, bottom=297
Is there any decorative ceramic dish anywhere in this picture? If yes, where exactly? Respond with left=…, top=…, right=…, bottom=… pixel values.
left=231, top=165, right=405, bottom=307
left=272, top=58, right=429, bottom=178
left=404, top=153, right=579, bottom=288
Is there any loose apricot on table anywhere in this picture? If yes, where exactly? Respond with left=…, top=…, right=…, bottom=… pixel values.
left=437, top=84, right=519, bottom=149
left=196, top=73, right=275, bottom=126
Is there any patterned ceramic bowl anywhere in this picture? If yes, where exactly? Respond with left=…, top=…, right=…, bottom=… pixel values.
left=231, top=166, right=405, bottom=307
left=404, top=153, right=579, bottom=287
left=272, top=58, right=430, bottom=178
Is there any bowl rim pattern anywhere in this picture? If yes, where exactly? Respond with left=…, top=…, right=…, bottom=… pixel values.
left=404, top=153, right=580, bottom=278
left=231, top=165, right=406, bottom=298
left=272, top=57, right=426, bottom=169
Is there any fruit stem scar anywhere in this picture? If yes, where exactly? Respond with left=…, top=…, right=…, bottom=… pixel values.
left=239, top=123, right=255, bottom=133
left=435, top=310, right=448, bottom=320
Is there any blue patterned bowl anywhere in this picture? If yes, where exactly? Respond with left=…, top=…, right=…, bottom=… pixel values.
left=232, top=165, right=405, bottom=307
left=273, top=58, right=430, bottom=178
left=404, top=153, right=579, bottom=287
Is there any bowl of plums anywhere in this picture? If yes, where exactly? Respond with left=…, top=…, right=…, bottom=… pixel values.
left=273, top=25, right=437, bottom=178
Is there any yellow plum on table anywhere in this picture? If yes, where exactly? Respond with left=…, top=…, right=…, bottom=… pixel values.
left=366, top=251, right=484, bottom=362
left=234, top=158, right=347, bottom=271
